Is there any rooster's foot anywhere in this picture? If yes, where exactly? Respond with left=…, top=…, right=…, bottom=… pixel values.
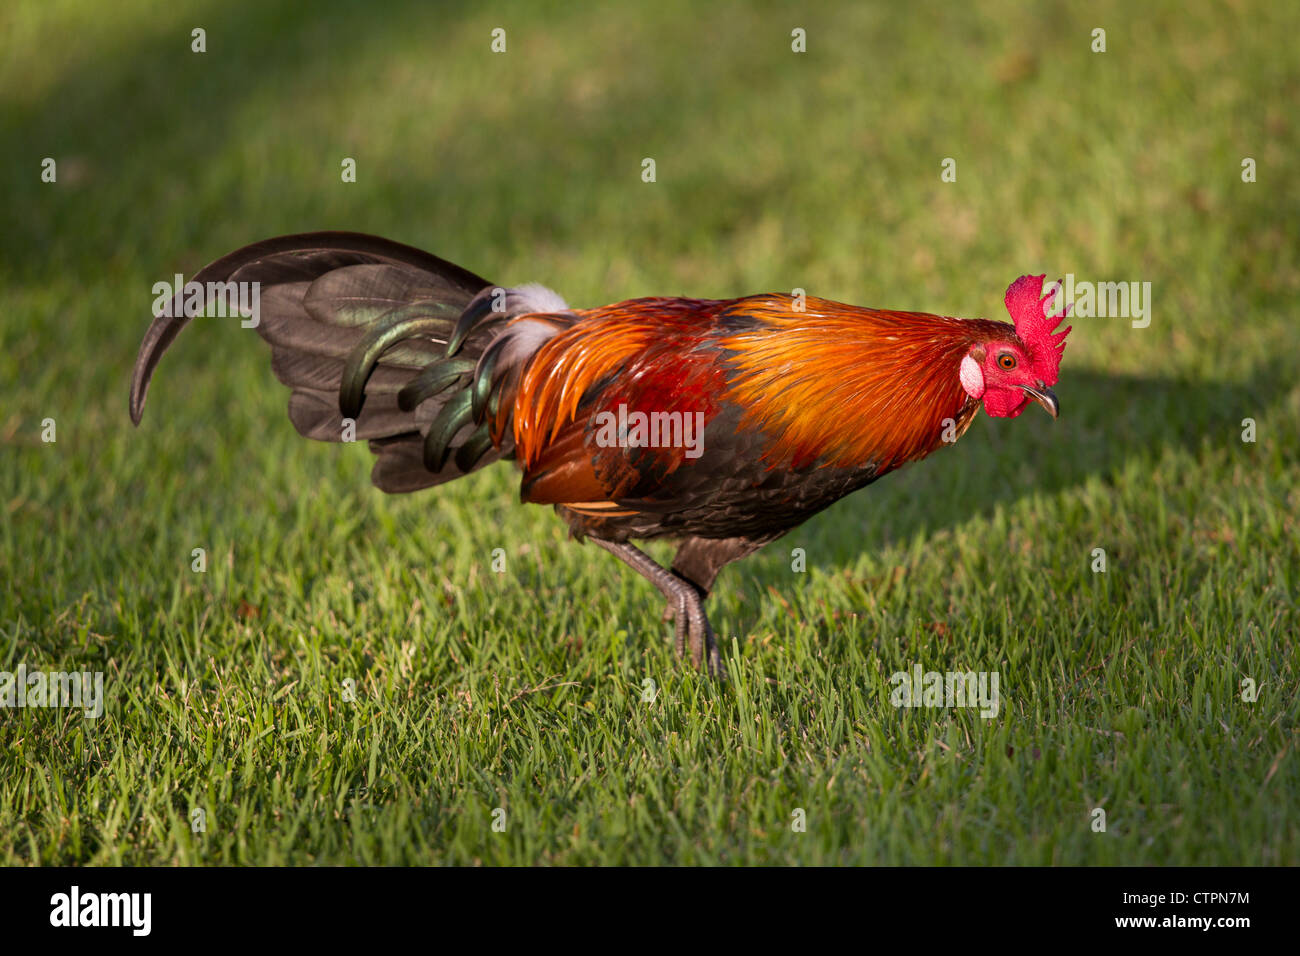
left=593, top=537, right=725, bottom=677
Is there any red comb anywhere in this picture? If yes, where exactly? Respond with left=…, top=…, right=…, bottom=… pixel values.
left=1004, top=274, right=1070, bottom=386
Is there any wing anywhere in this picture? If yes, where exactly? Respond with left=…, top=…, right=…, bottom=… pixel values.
left=509, top=297, right=731, bottom=508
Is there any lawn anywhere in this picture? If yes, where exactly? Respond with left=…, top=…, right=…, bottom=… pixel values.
left=1, top=0, right=1297, bottom=864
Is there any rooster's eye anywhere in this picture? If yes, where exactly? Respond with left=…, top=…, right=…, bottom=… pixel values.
left=997, top=353, right=1017, bottom=370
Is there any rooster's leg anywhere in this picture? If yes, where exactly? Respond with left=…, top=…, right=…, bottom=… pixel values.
left=590, top=538, right=722, bottom=674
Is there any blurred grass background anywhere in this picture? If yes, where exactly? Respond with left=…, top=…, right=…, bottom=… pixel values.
left=1, top=0, right=1297, bottom=864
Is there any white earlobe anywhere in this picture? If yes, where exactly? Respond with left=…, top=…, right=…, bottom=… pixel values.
left=959, top=355, right=985, bottom=399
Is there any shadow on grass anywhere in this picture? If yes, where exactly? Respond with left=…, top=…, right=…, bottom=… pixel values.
left=743, top=359, right=1291, bottom=578
left=2, top=0, right=452, bottom=275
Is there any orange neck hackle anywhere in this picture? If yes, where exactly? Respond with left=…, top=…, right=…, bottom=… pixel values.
left=717, top=296, right=1009, bottom=470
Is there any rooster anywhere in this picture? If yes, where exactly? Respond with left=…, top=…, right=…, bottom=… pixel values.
left=130, top=233, right=1070, bottom=674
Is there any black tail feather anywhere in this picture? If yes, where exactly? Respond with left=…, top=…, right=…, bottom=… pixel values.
left=128, top=231, right=514, bottom=493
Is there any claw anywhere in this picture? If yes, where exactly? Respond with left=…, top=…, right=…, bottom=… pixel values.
left=667, top=590, right=725, bottom=677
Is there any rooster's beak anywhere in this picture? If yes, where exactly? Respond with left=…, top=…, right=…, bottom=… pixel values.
left=1017, top=382, right=1059, bottom=419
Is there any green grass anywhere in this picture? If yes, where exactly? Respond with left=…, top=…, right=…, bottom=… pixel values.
left=1, top=0, right=1297, bottom=865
